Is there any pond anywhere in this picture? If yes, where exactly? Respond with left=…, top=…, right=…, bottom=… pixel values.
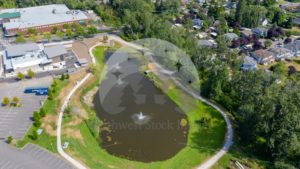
left=94, top=52, right=189, bottom=162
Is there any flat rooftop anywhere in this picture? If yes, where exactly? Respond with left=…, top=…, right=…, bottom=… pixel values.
left=0, top=4, right=88, bottom=30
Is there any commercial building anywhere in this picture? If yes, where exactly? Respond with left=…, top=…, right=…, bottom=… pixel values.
left=2, top=43, right=68, bottom=73
left=0, top=4, right=90, bottom=36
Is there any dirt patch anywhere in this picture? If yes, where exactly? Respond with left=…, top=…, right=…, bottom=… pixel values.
left=63, top=128, right=84, bottom=144
left=42, top=123, right=56, bottom=136
left=147, top=63, right=158, bottom=72
left=83, top=86, right=99, bottom=108
left=65, top=116, right=83, bottom=127
left=43, top=114, right=57, bottom=123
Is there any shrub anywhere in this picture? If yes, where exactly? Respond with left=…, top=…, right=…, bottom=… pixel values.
left=7, top=136, right=13, bottom=144
left=40, top=108, right=46, bottom=117
left=31, top=129, right=38, bottom=140
left=2, top=97, right=10, bottom=106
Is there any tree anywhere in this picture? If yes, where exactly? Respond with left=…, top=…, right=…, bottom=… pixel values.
left=33, top=120, right=41, bottom=127
left=64, top=105, right=72, bottom=116
left=264, top=39, right=272, bottom=48
left=27, top=28, right=37, bottom=35
left=27, top=69, right=35, bottom=78
left=31, top=129, right=38, bottom=140
left=48, top=91, right=53, bottom=100
left=12, top=96, right=19, bottom=107
left=66, top=29, right=73, bottom=39
left=60, top=74, right=65, bottom=81
left=51, top=80, right=57, bottom=88
left=235, top=0, right=246, bottom=23
left=284, top=17, right=293, bottom=29
left=271, top=62, right=288, bottom=76
left=17, top=72, right=25, bottom=80
left=43, top=32, right=52, bottom=41
left=88, top=63, right=99, bottom=74
left=33, top=111, right=41, bottom=121
left=63, top=24, right=70, bottom=29
left=2, top=97, right=10, bottom=106
left=15, top=35, right=26, bottom=43
left=29, top=34, right=38, bottom=42
left=284, top=37, right=292, bottom=44
left=87, top=26, right=97, bottom=35
left=103, top=35, right=108, bottom=43
left=39, top=108, right=46, bottom=117
left=175, top=60, right=183, bottom=72
left=7, top=136, right=13, bottom=144
left=65, top=74, right=70, bottom=79
left=51, top=26, right=58, bottom=34
left=56, top=31, right=64, bottom=39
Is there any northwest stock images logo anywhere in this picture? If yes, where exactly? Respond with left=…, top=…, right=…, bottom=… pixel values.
left=96, top=38, right=200, bottom=131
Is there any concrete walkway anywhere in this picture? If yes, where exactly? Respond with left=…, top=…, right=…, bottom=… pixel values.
left=56, top=43, right=100, bottom=169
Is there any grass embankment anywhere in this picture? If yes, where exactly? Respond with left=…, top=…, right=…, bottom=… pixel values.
left=62, top=46, right=227, bottom=169
left=17, top=78, right=69, bottom=153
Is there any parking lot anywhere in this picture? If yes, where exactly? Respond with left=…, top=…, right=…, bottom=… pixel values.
left=0, top=76, right=52, bottom=139
left=0, top=142, right=75, bottom=169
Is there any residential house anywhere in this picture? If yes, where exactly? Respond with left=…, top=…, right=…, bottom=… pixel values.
left=192, top=18, right=203, bottom=30
left=251, top=49, right=275, bottom=65
left=269, top=47, right=293, bottom=61
left=284, top=40, right=300, bottom=57
left=252, top=27, right=268, bottom=37
left=198, top=39, right=216, bottom=48
left=260, top=18, right=268, bottom=26
left=292, top=18, right=300, bottom=27
left=241, top=56, right=257, bottom=71
left=241, top=28, right=253, bottom=37
left=223, top=33, right=238, bottom=42
left=196, top=32, right=208, bottom=39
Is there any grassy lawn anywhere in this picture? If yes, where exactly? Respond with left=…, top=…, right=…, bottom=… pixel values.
left=61, top=45, right=227, bottom=169
left=16, top=78, right=69, bottom=153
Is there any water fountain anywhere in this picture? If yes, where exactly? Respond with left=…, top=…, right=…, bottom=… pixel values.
left=131, top=112, right=150, bottom=125
left=137, top=112, right=146, bottom=120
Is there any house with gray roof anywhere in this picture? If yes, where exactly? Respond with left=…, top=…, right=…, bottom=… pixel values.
left=251, top=49, right=275, bottom=65
left=192, top=18, right=203, bottom=30
left=284, top=40, right=300, bottom=57
left=292, top=18, right=300, bottom=26
left=241, top=56, right=257, bottom=71
left=252, top=27, right=268, bottom=37
left=269, top=47, right=293, bottom=61
left=198, top=39, right=216, bottom=48
left=223, top=33, right=238, bottom=42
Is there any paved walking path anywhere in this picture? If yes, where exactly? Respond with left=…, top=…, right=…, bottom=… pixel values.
left=56, top=43, right=100, bottom=169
